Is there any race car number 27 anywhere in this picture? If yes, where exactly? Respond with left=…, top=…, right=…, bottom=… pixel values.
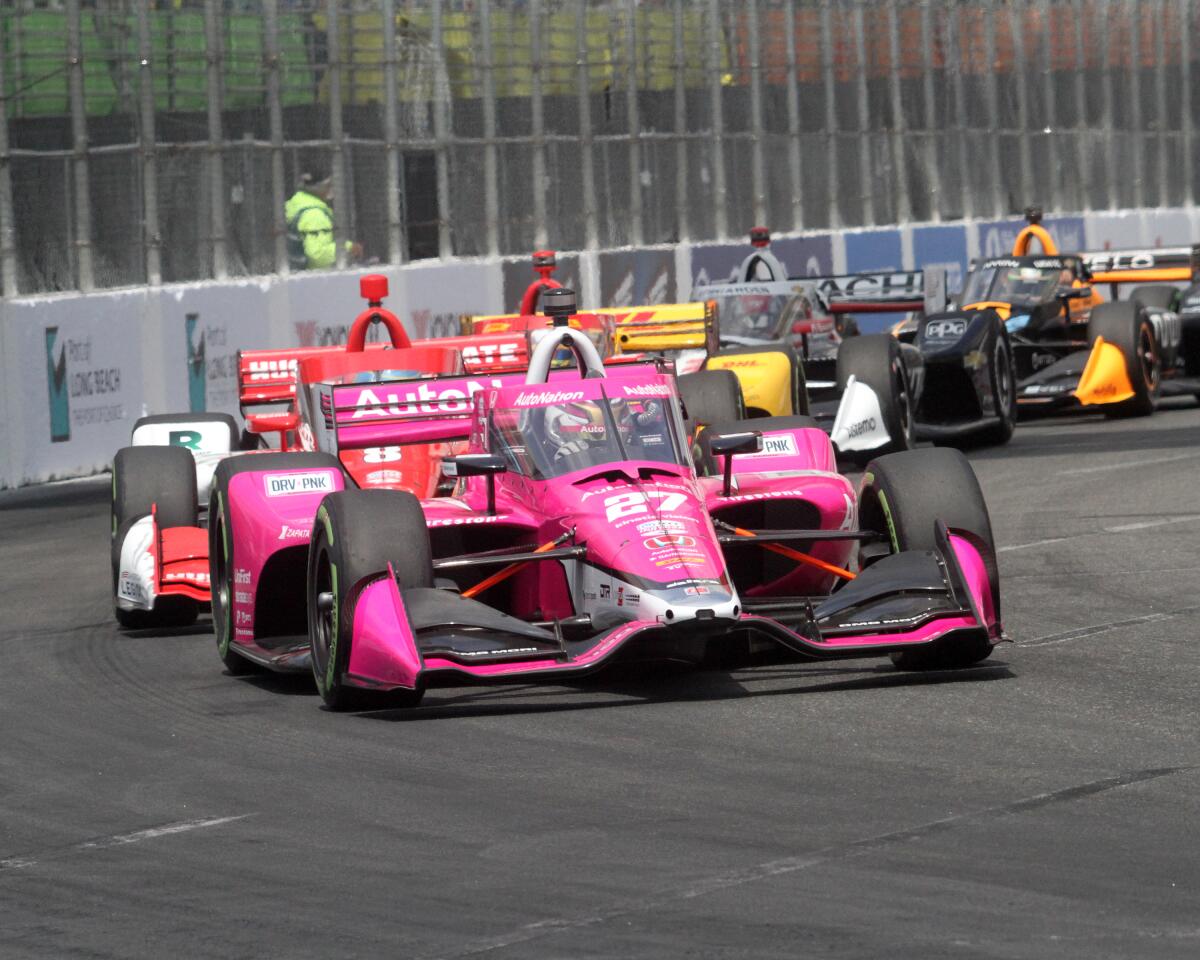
left=604, top=490, right=688, bottom=522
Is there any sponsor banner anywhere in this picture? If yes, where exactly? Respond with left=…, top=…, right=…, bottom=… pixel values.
left=598, top=248, right=676, bottom=306
left=690, top=242, right=755, bottom=288
left=404, top=259, right=504, bottom=339
left=501, top=254, right=581, bottom=317
left=770, top=234, right=835, bottom=278
left=844, top=230, right=903, bottom=273
left=162, top=282, right=271, bottom=418
left=977, top=215, right=1085, bottom=260
left=5, top=289, right=147, bottom=485
left=912, top=225, right=968, bottom=295
left=284, top=268, right=405, bottom=349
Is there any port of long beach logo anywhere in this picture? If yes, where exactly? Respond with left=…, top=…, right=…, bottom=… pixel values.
left=186, top=312, right=206, bottom=412
left=44, top=326, right=70, bottom=442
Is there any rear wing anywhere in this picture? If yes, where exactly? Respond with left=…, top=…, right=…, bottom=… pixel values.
left=1079, top=245, right=1200, bottom=286
left=590, top=302, right=719, bottom=356
left=809, top=269, right=949, bottom=315
left=327, top=358, right=669, bottom=452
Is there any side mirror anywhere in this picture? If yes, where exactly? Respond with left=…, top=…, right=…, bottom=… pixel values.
left=1057, top=286, right=1091, bottom=301
left=707, top=431, right=762, bottom=497
left=443, top=453, right=507, bottom=478
left=443, top=454, right=507, bottom=515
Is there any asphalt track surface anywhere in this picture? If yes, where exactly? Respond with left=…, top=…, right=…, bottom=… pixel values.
left=3, top=404, right=1200, bottom=959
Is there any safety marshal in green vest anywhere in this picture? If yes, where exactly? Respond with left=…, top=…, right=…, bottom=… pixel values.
left=285, top=173, right=363, bottom=270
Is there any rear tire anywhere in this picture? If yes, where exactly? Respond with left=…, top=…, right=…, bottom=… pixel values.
left=836, top=334, right=914, bottom=459
left=858, top=448, right=996, bottom=670
left=209, top=451, right=343, bottom=676
left=1128, top=285, right=1179, bottom=312
left=1088, top=300, right=1160, bottom=418
left=308, top=490, right=432, bottom=711
left=111, top=446, right=199, bottom=629
left=677, top=369, right=745, bottom=432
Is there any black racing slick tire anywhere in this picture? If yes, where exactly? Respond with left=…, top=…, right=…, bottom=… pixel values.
left=858, top=448, right=996, bottom=670
left=677, top=369, right=745, bottom=435
left=209, top=451, right=343, bottom=676
left=976, top=330, right=1018, bottom=446
left=1088, top=300, right=1160, bottom=418
left=308, top=490, right=432, bottom=711
left=1128, top=285, right=1180, bottom=312
left=835, top=334, right=914, bottom=459
left=111, top=445, right=199, bottom=629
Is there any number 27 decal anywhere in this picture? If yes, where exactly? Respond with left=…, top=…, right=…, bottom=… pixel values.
left=603, top=490, right=687, bottom=522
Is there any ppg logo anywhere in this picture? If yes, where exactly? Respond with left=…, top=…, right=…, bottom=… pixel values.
left=925, top=318, right=966, bottom=340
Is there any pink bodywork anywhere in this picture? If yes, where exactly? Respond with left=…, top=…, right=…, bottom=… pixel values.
left=339, top=374, right=1003, bottom=691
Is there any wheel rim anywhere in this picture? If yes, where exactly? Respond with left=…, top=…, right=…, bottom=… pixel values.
left=994, top=337, right=1015, bottom=421
left=309, top=544, right=335, bottom=690
left=1137, top=323, right=1160, bottom=393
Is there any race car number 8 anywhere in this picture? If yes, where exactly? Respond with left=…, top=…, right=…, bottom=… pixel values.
left=603, top=491, right=687, bottom=522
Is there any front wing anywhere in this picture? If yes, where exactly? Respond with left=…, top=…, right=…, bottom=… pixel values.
left=329, top=522, right=1001, bottom=693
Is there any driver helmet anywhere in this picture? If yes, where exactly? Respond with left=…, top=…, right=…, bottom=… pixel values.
left=545, top=401, right=608, bottom=457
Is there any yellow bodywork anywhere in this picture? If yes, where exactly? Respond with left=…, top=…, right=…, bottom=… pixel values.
left=1074, top=337, right=1135, bottom=406
left=706, top=351, right=795, bottom=416
left=594, top=302, right=717, bottom=355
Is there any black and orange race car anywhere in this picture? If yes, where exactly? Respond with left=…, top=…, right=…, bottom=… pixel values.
left=928, top=211, right=1200, bottom=418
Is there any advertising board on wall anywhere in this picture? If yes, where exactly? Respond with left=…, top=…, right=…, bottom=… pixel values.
left=6, top=290, right=147, bottom=484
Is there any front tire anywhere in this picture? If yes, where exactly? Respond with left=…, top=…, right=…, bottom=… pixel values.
left=858, top=448, right=996, bottom=670
left=111, top=445, right=200, bottom=629
left=1089, top=300, right=1160, bottom=418
left=976, top=330, right=1017, bottom=446
left=308, top=490, right=432, bottom=711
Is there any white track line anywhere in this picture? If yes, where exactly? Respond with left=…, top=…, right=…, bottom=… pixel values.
left=1022, top=613, right=1177, bottom=648
left=1056, top=452, right=1200, bottom=477
left=997, top=537, right=1069, bottom=553
left=0, top=814, right=251, bottom=871
left=1102, top=515, right=1200, bottom=533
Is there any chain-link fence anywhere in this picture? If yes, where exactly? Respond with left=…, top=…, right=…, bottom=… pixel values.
left=0, top=0, right=1196, bottom=295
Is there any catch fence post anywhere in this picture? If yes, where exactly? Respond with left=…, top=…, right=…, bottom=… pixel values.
left=626, top=0, right=644, bottom=247
left=264, top=0, right=288, bottom=274
left=67, top=0, right=94, bottom=290
left=431, top=0, right=453, bottom=258
left=783, top=0, right=804, bottom=232
left=576, top=0, right=599, bottom=249
left=136, top=2, right=161, bottom=286
left=382, top=0, right=406, bottom=264
left=531, top=0, right=548, bottom=250
left=326, top=0, right=348, bottom=269
left=204, top=0, right=228, bottom=279
left=0, top=13, right=18, bottom=297
left=706, top=0, right=727, bottom=238
left=747, top=0, right=766, bottom=230
left=480, top=0, right=500, bottom=256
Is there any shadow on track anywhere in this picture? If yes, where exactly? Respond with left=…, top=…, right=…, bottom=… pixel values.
left=342, top=660, right=1015, bottom=723
left=968, top=410, right=1200, bottom=462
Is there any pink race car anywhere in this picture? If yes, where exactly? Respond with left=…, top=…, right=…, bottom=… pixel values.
left=211, top=291, right=1004, bottom=710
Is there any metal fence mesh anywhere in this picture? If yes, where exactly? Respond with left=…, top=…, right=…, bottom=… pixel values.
left=0, top=0, right=1196, bottom=295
